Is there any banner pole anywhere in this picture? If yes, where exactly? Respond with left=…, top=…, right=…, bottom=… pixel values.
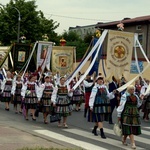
left=21, top=41, right=38, bottom=78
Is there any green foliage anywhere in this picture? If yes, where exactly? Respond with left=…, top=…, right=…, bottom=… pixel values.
left=61, top=31, right=89, bottom=60
left=0, top=0, right=59, bottom=45
left=84, top=33, right=94, bottom=44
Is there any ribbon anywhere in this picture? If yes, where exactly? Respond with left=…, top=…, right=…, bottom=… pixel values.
left=67, top=30, right=108, bottom=85
left=21, top=41, right=38, bottom=78
left=72, top=30, right=108, bottom=90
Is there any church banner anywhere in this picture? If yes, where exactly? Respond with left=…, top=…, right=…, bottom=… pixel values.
left=37, top=41, right=53, bottom=71
left=106, top=30, right=134, bottom=80
left=0, top=46, right=10, bottom=70
left=12, top=43, right=32, bottom=71
left=51, top=46, right=74, bottom=75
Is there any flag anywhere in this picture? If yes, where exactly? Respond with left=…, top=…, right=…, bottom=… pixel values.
left=89, top=38, right=102, bottom=76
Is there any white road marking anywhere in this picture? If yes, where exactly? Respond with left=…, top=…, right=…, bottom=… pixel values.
left=103, top=128, right=150, bottom=144
left=64, top=128, right=145, bottom=150
left=34, top=129, right=108, bottom=150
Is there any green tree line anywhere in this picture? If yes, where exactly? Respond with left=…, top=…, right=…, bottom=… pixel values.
left=0, top=0, right=94, bottom=60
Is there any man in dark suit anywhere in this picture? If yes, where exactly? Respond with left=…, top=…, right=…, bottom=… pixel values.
left=108, top=76, right=119, bottom=124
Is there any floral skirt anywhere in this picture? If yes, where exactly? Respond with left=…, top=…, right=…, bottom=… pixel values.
left=122, top=124, right=141, bottom=135
left=88, top=109, right=110, bottom=122
left=42, top=105, right=53, bottom=114
left=56, top=96, right=72, bottom=117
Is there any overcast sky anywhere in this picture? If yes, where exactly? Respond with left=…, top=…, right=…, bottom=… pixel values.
left=0, top=0, right=150, bottom=34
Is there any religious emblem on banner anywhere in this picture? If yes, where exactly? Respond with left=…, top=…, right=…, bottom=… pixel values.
left=36, top=41, right=53, bottom=71
left=106, top=30, right=134, bottom=80
left=114, top=46, right=125, bottom=59
left=51, top=46, right=74, bottom=75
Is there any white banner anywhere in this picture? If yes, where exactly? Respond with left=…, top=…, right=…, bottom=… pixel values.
left=106, top=30, right=134, bottom=80
left=37, top=41, right=53, bottom=71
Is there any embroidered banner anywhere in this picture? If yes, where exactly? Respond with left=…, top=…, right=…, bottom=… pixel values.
left=37, top=41, right=53, bottom=71
left=12, top=43, right=32, bottom=71
left=0, top=46, right=9, bottom=70
left=51, top=46, right=74, bottom=75
left=106, top=30, right=134, bottom=80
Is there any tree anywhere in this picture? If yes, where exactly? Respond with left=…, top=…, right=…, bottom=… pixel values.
left=0, top=0, right=59, bottom=45
left=61, top=31, right=89, bottom=60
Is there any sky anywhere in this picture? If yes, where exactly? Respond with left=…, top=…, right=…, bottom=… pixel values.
left=0, top=0, right=150, bottom=34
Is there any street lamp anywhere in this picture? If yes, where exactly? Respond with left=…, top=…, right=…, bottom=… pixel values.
left=11, top=6, right=21, bottom=43
left=0, top=4, right=21, bottom=43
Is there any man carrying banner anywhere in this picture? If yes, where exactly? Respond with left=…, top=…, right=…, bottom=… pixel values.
left=108, top=76, right=120, bottom=124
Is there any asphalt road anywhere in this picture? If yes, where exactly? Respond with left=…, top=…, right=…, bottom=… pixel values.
left=0, top=102, right=149, bottom=150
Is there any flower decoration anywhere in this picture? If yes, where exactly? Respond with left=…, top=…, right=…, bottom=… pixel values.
left=20, top=35, right=26, bottom=43
left=95, top=30, right=101, bottom=38
left=60, top=37, right=66, bottom=46
left=117, top=23, right=124, bottom=31
left=42, top=34, right=49, bottom=41
left=130, top=95, right=136, bottom=102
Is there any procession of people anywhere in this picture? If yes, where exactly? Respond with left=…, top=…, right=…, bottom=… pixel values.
left=0, top=68, right=149, bottom=150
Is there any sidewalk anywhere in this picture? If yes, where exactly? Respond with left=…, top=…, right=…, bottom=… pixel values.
left=0, top=124, right=70, bottom=150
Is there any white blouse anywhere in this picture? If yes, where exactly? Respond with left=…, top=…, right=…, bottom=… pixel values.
left=89, top=84, right=115, bottom=109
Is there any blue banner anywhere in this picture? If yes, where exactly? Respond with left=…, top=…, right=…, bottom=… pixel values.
left=89, top=38, right=102, bottom=76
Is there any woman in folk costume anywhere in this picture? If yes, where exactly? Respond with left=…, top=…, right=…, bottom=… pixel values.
left=21, top=73, right=39, bottom=120
left=140, top=79, right=150, bottom=121
left=117, top=85, right=142, bottom=149
left=1, top=71, right=13, bottom=111
left=89, top=76, right=115, bottom=139
left=83, top=74, right=95, bottom=118
left=11, top=75, right=23, bottom=114
left=38, top=75, right=55, bottom=124
left=51, top=76, right=73, bottom=128
left=71, top=77, right=84, bottom=111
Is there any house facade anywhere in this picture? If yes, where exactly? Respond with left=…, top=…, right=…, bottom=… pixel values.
left=95, top=15, right=150, bottom=59
left=69, top=24, right=96, bottom=40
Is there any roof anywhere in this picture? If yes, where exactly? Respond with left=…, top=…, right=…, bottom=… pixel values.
left=96, top=15, right=150, bottom=28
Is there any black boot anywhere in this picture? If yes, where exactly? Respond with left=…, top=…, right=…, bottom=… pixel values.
left=84, top=108, right=87, bottom=118
left=100, top=128, right=106, bottom=139
left=92, top=126, right=98, bottom=136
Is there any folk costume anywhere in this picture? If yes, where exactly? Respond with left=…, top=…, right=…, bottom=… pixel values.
left=21, top=75, right=39, bottom=120
left=140, top=82, right=150, bottom=121
left=108, top=76, right=119, bottom=124
left=71, top=78, right=84, bottom=111
left=51, top=77, right=73, bottom=127
left=89, top=76, right=115, bottom=138
left=11, top=75, right=23, bottom=113
left=1, top=71, right=13, bottom=111
left=117, top=85, right=142, bottom=149
left=83, top=75, right=94, bottom=117
left=38, top=76, right=55, bottom=124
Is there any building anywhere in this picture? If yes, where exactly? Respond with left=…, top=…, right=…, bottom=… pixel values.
left=69, top=24, right=96, bottom=40
left=95, top=15, right=150, bottom=59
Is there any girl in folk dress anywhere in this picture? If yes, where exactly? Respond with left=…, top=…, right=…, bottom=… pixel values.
left=71, top=77, right=84, bottom=111
left=117, top=85, right=142, bottom=149
left=11, top=75, right=23, bottom=114
left=89, top=76, right=115, bottom=139
left=21, top=74, right=39, bottom=120
left=38, top=75, right=55, bottom=124
left=1, top=71, right=13, bottom=111
left=51, top=76, right=73, bottom=128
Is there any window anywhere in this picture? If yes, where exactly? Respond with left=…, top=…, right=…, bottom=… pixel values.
left=136, top=25, right=142, bottom=30
left=135, top=33, right=143, bottom=47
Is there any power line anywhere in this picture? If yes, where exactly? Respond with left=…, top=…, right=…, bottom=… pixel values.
left=44, top=13, right=113, bottom=22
